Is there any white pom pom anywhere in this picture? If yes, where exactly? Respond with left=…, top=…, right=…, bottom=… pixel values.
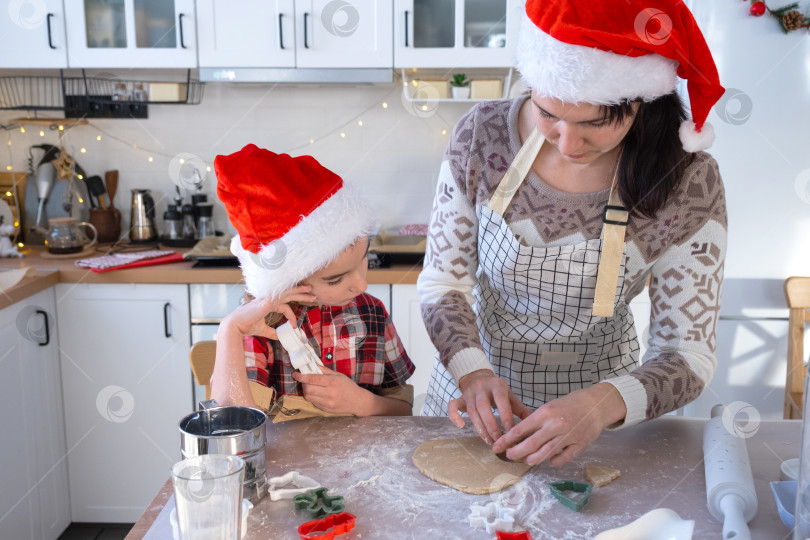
left=679, top=120, right=716, bottom=152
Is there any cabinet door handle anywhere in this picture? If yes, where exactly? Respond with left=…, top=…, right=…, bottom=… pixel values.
left=278, top=13, right=285, bottom=49
left=46, top=13, right=55, bottom=49
left=178, top=13, right=187, bottom=49
left=303, top=12, right=310, bottom=49
left=404, top=10, right=409, bottom=47
left=163, top=302, right=172, bottom=338
left=35, top=309, right=50, bottom=347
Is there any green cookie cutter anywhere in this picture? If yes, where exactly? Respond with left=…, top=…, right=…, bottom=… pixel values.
left=548, top=480, right=593, bottom=512
left=293, top=487, right=346, bottom=518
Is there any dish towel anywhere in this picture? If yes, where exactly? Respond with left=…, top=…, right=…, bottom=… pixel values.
left=76, top=250, right=176, bottom=270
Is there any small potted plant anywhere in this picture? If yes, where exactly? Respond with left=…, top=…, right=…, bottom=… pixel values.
left=450, top=73, right=470, bottom=99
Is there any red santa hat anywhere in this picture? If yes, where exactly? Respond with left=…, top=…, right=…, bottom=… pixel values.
left=515, top=0, right=725, bottom=152
left=215, top=144, right=378, bottom=300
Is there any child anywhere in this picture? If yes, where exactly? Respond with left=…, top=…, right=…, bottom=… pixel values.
left=210, top=144, right=415, bottom=416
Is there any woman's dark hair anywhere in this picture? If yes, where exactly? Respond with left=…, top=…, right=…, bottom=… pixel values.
left=600, top=92, right=695, bottom=219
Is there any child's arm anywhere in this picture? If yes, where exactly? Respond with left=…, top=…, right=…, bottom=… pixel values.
left=211, top=287, right=315, bottom=407
left=292, top=367, right=412, bottom=416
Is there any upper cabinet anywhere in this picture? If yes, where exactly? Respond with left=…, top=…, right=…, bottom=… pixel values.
left=64, top=0, right=197, bottom=68
left=393, top=0, right=522, bottom=68
left=0, top=0, right=68, bottom=68
left=197, top=0, right=295, bottom=68
left=197, top=0, right=392, bottom=70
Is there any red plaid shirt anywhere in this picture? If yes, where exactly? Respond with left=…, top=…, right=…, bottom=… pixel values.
left=244, top=293, right=414, bottom=396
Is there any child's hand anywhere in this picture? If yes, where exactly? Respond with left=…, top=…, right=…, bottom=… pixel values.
left=220, top=286, right=316, bottom=340
left=292, top=366, right=366, bottom=415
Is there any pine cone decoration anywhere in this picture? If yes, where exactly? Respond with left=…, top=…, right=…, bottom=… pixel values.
left=782, top=10, right=805, bottom=31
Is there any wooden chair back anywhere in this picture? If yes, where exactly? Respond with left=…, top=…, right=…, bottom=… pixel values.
left=189, top=340, right=217, bottom=401
left=784, top=277, right=810, bottom=419
left=188, top=340, right=276, bottom=410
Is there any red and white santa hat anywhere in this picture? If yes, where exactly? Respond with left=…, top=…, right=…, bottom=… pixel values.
left=215, top=144, right=378, bottom=300
left=515, top=0, right=725, bottom=152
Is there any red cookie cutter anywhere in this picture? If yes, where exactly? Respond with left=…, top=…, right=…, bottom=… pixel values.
left=496, top=532, right=534, bottom=540
left=297, top=512, right=356, bottom=540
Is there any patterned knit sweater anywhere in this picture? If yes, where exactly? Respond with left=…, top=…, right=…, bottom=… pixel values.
left=417, top=96, right=727, bottom=426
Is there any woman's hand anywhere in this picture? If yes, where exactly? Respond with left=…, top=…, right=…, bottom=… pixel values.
left=219, top=286, right=316, bottom=339
left=448, top=369, right=532, bottom=445
left=491, top=383, right=627, bottom=467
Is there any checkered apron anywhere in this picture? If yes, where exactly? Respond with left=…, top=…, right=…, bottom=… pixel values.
left=422, top=130, right=640, bottom=416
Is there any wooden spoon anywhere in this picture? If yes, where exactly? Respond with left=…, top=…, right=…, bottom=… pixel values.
left=104, top=170, right=118, bottom=209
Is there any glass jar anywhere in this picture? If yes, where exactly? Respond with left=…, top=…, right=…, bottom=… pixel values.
left=163, top=205, right=182, bottom=240
left=112, top=82, right=128, bottom=102
left=196, top=203, right=215, bottom=239
left=131, top=83, right=147, bottom=101
left=181, top=204, right=197, bottom=239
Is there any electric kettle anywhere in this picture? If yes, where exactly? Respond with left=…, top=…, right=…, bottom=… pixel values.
left=130, top=189, right=157, bottom=242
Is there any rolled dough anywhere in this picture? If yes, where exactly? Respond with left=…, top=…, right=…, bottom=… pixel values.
left=412, top=437, right=532, bottom=494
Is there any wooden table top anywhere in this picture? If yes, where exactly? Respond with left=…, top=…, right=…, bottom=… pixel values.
left=126, top=415, right=801, bottom=540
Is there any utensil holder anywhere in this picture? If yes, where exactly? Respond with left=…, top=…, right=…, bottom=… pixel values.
left=89, top=207, right=121, bottom=244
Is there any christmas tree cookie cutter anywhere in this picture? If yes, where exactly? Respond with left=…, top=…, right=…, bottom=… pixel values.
left=268, top=471, right=320, bottom=501
left=549, top=480, right=593, bottom=512
left=468, top=502, right=516, bottom=533
left=294, top=487, right=346, bottom=518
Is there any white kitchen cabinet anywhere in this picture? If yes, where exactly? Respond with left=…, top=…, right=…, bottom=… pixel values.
left=0, top=0, right=68, bottom=68
left=294, top=0, right=392, bottom=68
left=366, top=284, right=390, bottom=314
left=391, top=284, right=435, bottom=415
left=0, top=288, right=70, bottom=540
left=55, top=283, right=192, bottom=523
left=394, top=0, right=523, bottom=68
left=196, top=0, right=295, bottom=69
left=197, top=0, right=391, bottom=70
left=64, top=0, right=197, bottom=68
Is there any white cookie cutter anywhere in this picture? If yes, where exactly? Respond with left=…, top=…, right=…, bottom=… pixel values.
left=276, top=322, right=323, bottom=374
left=468, top=502, right=516, bottom=534
left=268, top=471, right=321, bottom=501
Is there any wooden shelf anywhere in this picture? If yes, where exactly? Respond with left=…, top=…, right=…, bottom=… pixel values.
left=9, top=118, right=88, bottom=127
left=400, top=68, right=514, bottom=104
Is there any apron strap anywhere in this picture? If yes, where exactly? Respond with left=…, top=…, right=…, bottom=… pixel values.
left=592, top=164, right=629, bottom=318
left=487, top=123, right=627, bottom=318
left=488, top=127, right=544, bottom=215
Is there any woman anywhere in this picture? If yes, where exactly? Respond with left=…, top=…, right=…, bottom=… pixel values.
left=418, top=0, right=727, bottom=467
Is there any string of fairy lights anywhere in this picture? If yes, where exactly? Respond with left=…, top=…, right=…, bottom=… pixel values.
left=0, top=76, right=472, bottom=248
left=1, top=78, right=461, bottom=170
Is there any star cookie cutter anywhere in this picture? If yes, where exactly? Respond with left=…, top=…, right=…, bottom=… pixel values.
left=468, top=502, right=516, bottom=534
left=268, top=471, right=320, bottom=501
left=293, top=487, right=346, bottom=518
left=548, top=480, right=593, bottom=512
left=297, top=512, right=356, bottom=540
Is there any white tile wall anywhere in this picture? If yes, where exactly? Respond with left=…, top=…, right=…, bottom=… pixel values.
left=0, top=79, right=474, bottom=235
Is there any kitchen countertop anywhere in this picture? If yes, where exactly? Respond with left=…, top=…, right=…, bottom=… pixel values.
left=127, top=415, right=800, bottom=539
left=0, top=246, right=422, bottom=310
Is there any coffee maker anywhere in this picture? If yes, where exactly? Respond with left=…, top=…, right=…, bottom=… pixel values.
left=129, top=189, right=158, bottom=242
